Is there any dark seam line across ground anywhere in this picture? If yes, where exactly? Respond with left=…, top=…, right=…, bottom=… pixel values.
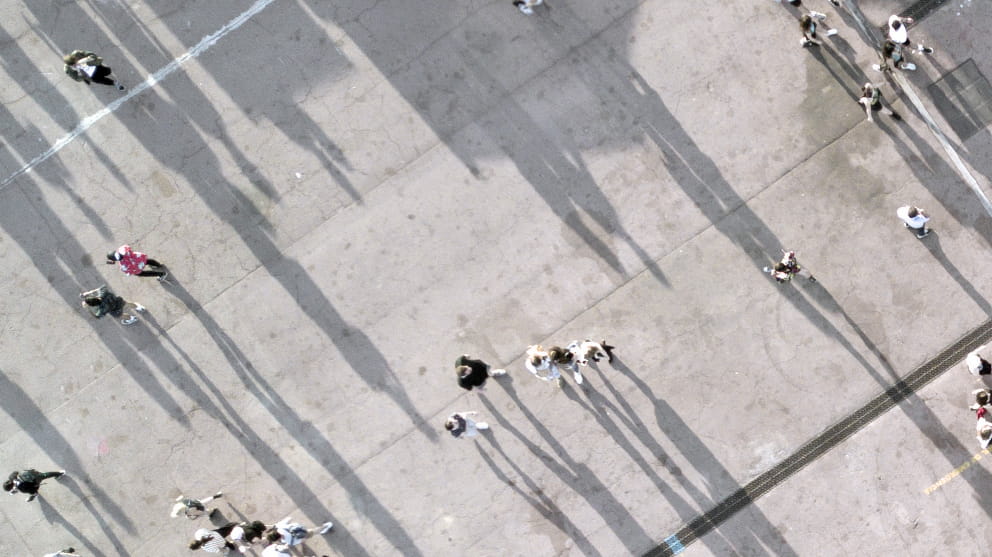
left=645, top=318, right=992, bottom=557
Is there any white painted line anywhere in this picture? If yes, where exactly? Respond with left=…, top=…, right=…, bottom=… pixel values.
left=1, top=0, right=276, bottom=188
left=893, top=71, right=992, bottom=218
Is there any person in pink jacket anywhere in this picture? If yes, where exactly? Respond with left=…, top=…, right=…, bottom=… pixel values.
left=106, top=244, right=168, bottom=280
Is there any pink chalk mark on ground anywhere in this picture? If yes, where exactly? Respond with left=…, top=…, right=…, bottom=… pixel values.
left=96, top=439, right=110, bottom=456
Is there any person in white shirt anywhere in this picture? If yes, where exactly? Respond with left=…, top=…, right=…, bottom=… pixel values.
left=887, top=15, right=934, bottom=54
left=896, top=205, right=931, bottom=238
left=970, top=389, right=991, bottom=411
left=966, top=346, right=992, bottom=376
left=976, top=407, right=992, bottom=449
left=265, top=516, right=333, bottom=546
left=512, top=0, right=543, bottom=15
left=43, top=549, right=76, bottom=557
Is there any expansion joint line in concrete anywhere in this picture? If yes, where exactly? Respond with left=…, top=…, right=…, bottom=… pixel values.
left=644, top=318, right=992, bottom=557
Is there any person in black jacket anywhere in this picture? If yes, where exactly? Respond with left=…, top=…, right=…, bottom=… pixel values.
left=79, top=285, right=145, bottom=325
left=454, top=354, right=506, bottom=392
left=3, top=469, right=65, bottom=502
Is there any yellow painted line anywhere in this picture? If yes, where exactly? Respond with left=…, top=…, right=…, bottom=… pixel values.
left=924, top=447, right=992, bottom=494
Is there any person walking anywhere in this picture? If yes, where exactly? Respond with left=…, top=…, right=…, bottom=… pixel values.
left=896, top=205, right=931, bottom=238
left=966, top=346, right=992, bottom=377
left=189, top=523, right=239, bottom=553
left=63, top=50, right=125, bottom=91
left=887, top=15, right=934, bottom=54
left=799, top=12, right=837, bottom=47
left=976, top=406, right=992, bottom=449
left=875, top=40, right=916, bottom=72
left=455, top=354, right=506, bottom=392
left=170, top=491, right=223, bottom=519
left=229, top=520, right=269, bottom=553
left=764, top=250, right=816, bottom=283
left=858, top=83, right=900, bottom=122
left=513, top=0, right=543, bottom=15
left=79, top=285, right=145, bottom=325
left=43, top=549, right=77, bottom=557
left=444, top=411, right=490, bottom=439
left=3, top=469, right=65, bottom=502
left=266, top=516, right=333, bottom=546
left=107, top=244, right=168, bottom=280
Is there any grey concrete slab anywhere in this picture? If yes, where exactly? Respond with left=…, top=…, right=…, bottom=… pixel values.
left=2, top=0, right=992, bottom=556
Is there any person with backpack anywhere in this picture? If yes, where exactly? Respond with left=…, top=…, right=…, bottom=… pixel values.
left=858, top=83, right=900, bottom=122
left=63, top=50, right=125, bottom=91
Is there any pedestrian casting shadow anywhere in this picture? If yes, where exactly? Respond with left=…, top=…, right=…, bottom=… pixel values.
left=140, top=300, right=417, bottom=557
left=877, top=92, right=992, bottom=247
left=796, top=280, right=992, bottom=520
left=0, top=370, right=136, bottom=544
left=303, top=0, right=668, bottom=287
left=474, top=434, right=603, bottom=557
left=39, top=496, right=108, bottom=557
left=606, top=358, right=798, bottom=556
left=480, top=375, right=657, bottom=555
left=0, top=21, right=133, bottom=199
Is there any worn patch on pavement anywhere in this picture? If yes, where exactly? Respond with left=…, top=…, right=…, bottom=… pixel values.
left=645, top=319, right=992, bottom=557
left=927, top=59, right=992, bottom=142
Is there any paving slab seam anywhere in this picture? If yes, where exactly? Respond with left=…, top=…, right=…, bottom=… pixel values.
left=644, top=317, right=992, bottom=557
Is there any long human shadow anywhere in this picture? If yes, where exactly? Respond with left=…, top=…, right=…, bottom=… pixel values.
left=600, top=359, right=797, bottom=556
left=39, top=496, right=107, bottom=557
left=141, top=290, right=423, bottom=557
left=877, top=95, right=992, bottom=247
left=479, top=377, right=656, bottom=554
left=132, top=312, right=375, bottom=557
left=0, top=370, right=135, bottom=543
left=795, top=281, right=992, bottom=520
left=0, top=23, right=125, bottom=236
left=474, top=434, right=603, bottom=557
left=97, top=51, right=436, bottom=442
left=920, top=233, right=992, bottom=316
left=301, top=1, right=667, bottom=286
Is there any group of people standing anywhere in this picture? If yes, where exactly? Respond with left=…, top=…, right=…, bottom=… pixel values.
left=446, top=340, right=616, bottom=439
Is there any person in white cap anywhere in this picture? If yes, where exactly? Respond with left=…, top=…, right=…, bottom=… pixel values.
left=965, top=346, right=992, bottom=377
left=896, top=205, right=931, bottom=239
left=887, top=15, right=934, bottom=55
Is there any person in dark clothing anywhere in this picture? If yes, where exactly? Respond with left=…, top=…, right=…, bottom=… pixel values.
left=79, top=285, right=145, bottom=325
left=63, top=50, right=125, bottom=91
left=230, top=519, right=269, bottom=551
left=3, top=469, right=65, bottom=502
left=454, top=354, right=506, bottom=391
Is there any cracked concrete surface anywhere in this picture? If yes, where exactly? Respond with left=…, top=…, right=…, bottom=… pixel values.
left=1, top=0, right=992, bottom=555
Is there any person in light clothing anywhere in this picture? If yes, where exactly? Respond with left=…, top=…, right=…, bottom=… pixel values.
left=896, top=205, right=930, bottom=238
left=445, top=411, right=489, bottom=439
left=966, top=346, right=992, bottom=377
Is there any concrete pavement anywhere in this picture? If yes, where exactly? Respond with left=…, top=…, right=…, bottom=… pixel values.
left=0, top=0, right=991, bottom=555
